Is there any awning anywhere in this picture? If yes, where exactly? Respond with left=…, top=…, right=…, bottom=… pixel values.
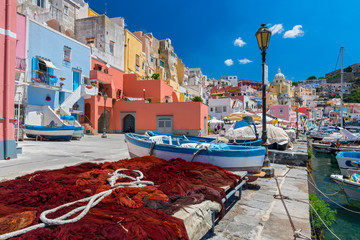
left=37, top=57, right=61, bottom=71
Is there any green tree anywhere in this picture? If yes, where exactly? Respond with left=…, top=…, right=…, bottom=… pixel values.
left=344, top=66, right=352, bottom=73
left=292, top=81, right=298, bottom=87
left=151, top=73, right=160, bottom=80
left=192, top=96, right=203, bottom=102
left=318, top=76, right=326, bottom=79
left=307, top=76, right=317, bottom=80
left=309, top=193, right=336, bottom=239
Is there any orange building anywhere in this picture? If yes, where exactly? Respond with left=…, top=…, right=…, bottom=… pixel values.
left=84, top=71, right=207, bottom=135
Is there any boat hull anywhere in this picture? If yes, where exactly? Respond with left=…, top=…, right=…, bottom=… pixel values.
left=336, top=151, right=360, bottom=177
left=126, top=133, right=265, bottom=173
left=72, top=127, right=84, bottom=139
left=331, top=174, right=360, bottom=201
left=24, top=125, right=74, bottom=141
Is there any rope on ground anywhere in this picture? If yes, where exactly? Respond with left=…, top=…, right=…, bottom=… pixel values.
left=308, top=203, right=341, bottom=240
left=273, top=166, right=311, bottom=240
left=0, top=169, right=154, bottom=240
left=307, top=180, right=360, bottom=215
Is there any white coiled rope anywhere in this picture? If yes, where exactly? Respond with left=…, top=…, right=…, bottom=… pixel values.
left=0, top=169, right=154, bottom=240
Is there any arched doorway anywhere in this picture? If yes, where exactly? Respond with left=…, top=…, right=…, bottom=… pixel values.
left=98, top=109, right=110, bottom=133
left=123, top=114, right=135, bottom=133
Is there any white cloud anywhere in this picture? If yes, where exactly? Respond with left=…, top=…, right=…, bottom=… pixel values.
left=224, top=59, right=234, bottom=66
left=269, top=24, right=284, bottom=35
left=238, top=58, right=252, bottom=64
left=283, top=25, right=304, bottom=38
left=234, top=37, right=246, bottom=47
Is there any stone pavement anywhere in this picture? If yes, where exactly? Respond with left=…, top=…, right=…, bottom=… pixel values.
left=0, top=134, right=130, bottom=180
left=207, top=164, right=311, bottom=240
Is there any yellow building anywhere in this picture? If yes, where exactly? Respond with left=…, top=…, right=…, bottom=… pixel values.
left=88, top=8, right=99, bottom=16
left=124, top=29, right=145, bottom=79
left=268, top=68, right=294, bottom=102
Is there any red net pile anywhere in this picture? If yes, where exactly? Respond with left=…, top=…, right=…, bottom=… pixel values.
left=0, top=156, right=241, bottom=239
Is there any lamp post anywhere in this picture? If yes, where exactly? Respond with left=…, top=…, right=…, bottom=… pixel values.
left=143, top=88, right=145, bottom=100
left=101, top=93, right=108, bottom=138
left=255, top=23, right=274, bottom=177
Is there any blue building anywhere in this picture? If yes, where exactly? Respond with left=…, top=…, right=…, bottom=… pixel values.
left=26, top=19, right=91, bottom=119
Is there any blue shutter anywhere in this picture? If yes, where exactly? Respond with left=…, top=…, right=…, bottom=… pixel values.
left=31, top=57, right=38, bottom=80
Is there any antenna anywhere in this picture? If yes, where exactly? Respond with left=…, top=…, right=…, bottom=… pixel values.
left=104, top=1, right=107, bottom=15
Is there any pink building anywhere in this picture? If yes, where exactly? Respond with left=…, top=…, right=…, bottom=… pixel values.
left=0, top=0, right=18, bottom=159
left=269, top=105, right=297, bottom=123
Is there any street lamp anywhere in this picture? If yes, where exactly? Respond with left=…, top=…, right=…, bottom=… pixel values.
left=143, top=88, right=145, bottom=100
left=101, top=93, right=108, bottom=138
left=255, top=23, right=274, bottom=177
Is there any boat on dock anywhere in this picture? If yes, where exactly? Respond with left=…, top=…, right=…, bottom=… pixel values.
left=24, top=124, right=75, bottom=141
left=146, top=131, right=263, bottom=146
left=125, top=133, right=266, bottom=173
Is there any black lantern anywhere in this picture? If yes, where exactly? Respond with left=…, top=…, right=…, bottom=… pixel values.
left=255, top=23, right=271, bottom=51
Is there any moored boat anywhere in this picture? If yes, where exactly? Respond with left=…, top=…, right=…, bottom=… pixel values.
left=335, top=151, right=360, bottom=177
left=125, top=133, right=266, bottom=174
left=24, top=124, right=75, bottom=141
left=330, top=174, right=360, bottom=201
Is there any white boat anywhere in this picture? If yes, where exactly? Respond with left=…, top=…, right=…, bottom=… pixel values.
left=330, top=174, right=360, bottom=201
left=24, top=124, right=75, bottom=141
left=125, top=133, right=266, bottom=173
left=336, top=151, right=360, bottom=177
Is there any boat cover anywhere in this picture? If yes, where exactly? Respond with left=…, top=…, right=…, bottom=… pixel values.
left=225, top=124, right=290, bottom=146
left=0, top=156, right=241, bottom=239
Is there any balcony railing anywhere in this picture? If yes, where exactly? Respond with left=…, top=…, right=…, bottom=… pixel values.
left=31, top=71, right=59, bottom=87
left=90, top=70, right=112, bottom=84
left=16, top=57, right=26, bottom=71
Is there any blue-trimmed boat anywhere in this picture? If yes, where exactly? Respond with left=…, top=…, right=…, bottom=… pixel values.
left=24, top=124, right=75, bottom=141
left=336, top=151, right=360, bottom=177
left=125, top=133, right=266, bottom=173
left=146, top=131, right=263, bottom=146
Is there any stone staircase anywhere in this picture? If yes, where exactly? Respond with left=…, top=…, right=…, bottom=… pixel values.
left=83, top=123, right=98, bottom=135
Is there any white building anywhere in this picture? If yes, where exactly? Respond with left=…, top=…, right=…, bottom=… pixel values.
left=208, top=98, right=242, bottom=120
left=220, top=76, right=238, bottom=86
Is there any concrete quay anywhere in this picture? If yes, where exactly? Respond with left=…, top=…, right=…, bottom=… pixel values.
left=0, top=135, right=311, bottom=240
left=207, top=164, right=311, bottom=240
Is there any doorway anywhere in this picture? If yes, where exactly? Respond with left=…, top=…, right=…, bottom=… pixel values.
left=123, top=114, right=135, bottom=133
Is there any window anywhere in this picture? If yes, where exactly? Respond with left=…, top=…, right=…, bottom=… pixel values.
left=38, top=60, right=47, bottom=73
left=271, top=110, right=274, bottom=115
left=63, top=46, right=71, bottom=62
left=210, top=107, right=213, bottom=112
left=280, top=109, right=283, bottom=115
left=223, top=106, right=227, bottom=112
left=151, top=57, right=154, bottom=63
left=64, top=5, right=69, bottom=15
left=135, top=55, right=140, bottom=67
left=86, top=38, right=95, bottom=46
left=215, top=107, right=222, bottom=113
left=142, top=62, right=145, bottom=70
left=160, top=60, right=164, bottom=67
left=36, top=0, right=44, bottom=8
left=109, top=41, right=114, bottom=55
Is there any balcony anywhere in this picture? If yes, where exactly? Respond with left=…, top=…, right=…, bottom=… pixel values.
left=16, top=57, right=26, bottom=72
left=81, top=84, right=98, bottom=99
left=30, top=70, right=61, bottom=90
left=90, top=70, right=112, bottom=84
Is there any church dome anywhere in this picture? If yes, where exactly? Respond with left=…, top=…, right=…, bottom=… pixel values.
left=274, top=68, right=285, bottom=81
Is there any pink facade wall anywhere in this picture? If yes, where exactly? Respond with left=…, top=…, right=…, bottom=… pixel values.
left=0, top=0, right=17, bottom=159
left=113, top=101, right=208, bottom=134
left=269, top=105, right=292, bottom=121
left=16, top=13, right=26, bottom=59
left=123, top=74, right=178, bottom=103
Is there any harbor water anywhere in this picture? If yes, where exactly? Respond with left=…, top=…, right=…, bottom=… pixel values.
left=311, top=150, right=360, bottom=240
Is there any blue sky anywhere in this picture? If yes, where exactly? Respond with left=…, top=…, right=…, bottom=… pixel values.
left=88, top=0, right=359, bottom=82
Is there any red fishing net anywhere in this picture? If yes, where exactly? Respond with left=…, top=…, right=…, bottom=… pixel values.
left=0, top=156, right=241, bottom=239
